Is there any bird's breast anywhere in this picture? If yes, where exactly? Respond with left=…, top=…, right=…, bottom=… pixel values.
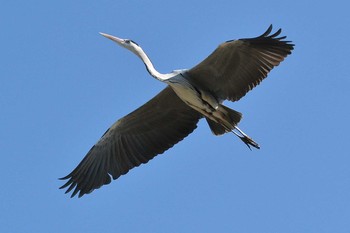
left=167, top=74, right=219, bottom=116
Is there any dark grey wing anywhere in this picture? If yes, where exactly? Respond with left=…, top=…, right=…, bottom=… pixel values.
left=60, top=86, right=202, bottom=198
left=186, top=25, right=294, bottom=101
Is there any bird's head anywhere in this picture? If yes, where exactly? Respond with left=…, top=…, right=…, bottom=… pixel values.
left=99, top=32, right=142, bottom=58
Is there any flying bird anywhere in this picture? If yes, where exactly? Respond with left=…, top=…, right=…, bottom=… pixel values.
left=60, top=25, right=294, bottom=197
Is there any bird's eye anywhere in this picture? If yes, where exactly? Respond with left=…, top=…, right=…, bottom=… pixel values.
left=125, top=40, right=131, bottom=44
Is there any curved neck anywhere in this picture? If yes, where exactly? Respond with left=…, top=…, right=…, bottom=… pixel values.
left=134, top=47, right=174, bottom=81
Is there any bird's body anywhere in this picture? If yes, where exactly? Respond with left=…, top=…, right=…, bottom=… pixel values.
left=167, top=72, right=220, bottom=117
left=166, top=72, right=249, bottom=144
left=61, top=25, right=294, bottom=197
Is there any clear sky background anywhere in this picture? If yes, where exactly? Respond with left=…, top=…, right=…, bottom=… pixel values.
left=1, top=1, right=349, bottom=232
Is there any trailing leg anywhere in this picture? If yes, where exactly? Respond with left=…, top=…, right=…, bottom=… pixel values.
left=232, top=126, right=260, bottom=150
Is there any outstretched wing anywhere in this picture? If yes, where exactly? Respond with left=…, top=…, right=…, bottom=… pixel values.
left=186, top=25, right=294, bottom=102
left=60, top=86, right=201, bottom=197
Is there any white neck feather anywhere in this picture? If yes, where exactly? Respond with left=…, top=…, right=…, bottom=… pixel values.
left=134, top=47, right=175, bottom=81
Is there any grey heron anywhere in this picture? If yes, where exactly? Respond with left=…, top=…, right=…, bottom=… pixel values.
left=60, top=25, right=294, bottom=197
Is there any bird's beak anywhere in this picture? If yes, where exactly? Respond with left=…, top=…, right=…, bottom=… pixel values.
left=99, top=32, right=124, bottom=45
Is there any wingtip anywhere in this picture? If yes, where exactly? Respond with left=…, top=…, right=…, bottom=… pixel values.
left=263, top=24, right=273, bottom=37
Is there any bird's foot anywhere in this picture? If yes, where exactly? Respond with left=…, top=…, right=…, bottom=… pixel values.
left=239, top=135, right=260, bottom=150
left=232, top=126, right=260, bottom=150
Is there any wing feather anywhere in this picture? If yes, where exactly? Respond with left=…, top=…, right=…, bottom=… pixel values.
left=186, top=25, right=294, bottom=101
left=60, top=86, right=201, bottom=197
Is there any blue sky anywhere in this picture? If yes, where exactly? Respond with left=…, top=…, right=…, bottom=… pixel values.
left=1, top=0, right=350, bottom=232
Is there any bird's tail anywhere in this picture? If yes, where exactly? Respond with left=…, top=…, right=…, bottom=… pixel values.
left=205, top=104, right=242, bottom=135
